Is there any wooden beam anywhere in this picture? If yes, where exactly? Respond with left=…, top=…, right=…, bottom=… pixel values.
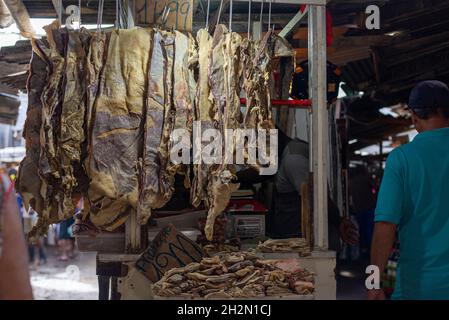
left=220, top=13, right=295, bottom=25
left=293, top=26, right=348, bottom=40
left=279, top=6, right=308, bottom=39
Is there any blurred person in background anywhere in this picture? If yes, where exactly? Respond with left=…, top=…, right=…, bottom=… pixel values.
left=57, top=199, right=81, bottom=261
left=27, top=208, right=47, bottom=267
left=349, top=165, right=377, bottom=256
left=57, top=216, right=75, bottom=261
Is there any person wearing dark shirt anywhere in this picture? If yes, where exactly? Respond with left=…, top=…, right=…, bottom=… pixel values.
left=237, top=128, right=358, bottom=250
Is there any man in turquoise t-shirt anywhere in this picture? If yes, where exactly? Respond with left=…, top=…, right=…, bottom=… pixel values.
left=368, top=80, right=449, bottom=300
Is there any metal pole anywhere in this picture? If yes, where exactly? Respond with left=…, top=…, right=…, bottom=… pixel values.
left=259, top=0, right=264, bottom=37
left=79, top=0, right=82, bottom=26
left=127, top=0, right=135, bottom=28
left=247, top=0, right=252, bottom=38
left=268, top=0, right=272, bottom=31
left=308, top=4, right=328, bottom=250
left=206, top=0, right=211, bottom=29
left=229, top=0, right=233, bottom=31
left=58, top=0, right=62, bottom=24
left=216, top=0, right=224, bottom=27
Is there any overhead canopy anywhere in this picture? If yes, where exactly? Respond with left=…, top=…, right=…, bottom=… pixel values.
left=1, top=0, right=448, bottom=150
left=2, top=0, right=444, bottom=103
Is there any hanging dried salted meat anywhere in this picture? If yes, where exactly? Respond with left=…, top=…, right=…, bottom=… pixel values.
left=242, top=30, right=295, bottom=172
left=223, top=31, right=244, bottom=132
left=85, top=31, right=108, bottom=174
left=38, top=21, right=66, bottom=224
left=82, top=30, right=108, bottom=226
left=153, top=30, right=176, bottom=208
left=243, top=31, right=274, bottom=133
left=16, top=39, right=48, bottom=218
left=137, top=29, right=175, bottom=224
left=18, top=23, right=94, bottom=237
left=88, top=28, right=152, bottom=231
left=165, top=31, right=196, bottom=190
left=204, top=25, right=241, bottom=241
left=57, top=28, right=91, bottom=216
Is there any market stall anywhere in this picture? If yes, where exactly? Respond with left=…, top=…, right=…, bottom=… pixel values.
left=14, top=0, right=335, bottom=300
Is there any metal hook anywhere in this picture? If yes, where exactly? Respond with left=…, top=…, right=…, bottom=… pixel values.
left=268, top=0, right=272, bottom=31
left=79, top=0, right=82, bottom=27
left=259, top=0, right=264, bottom=38
left=229, top=0, right=233, bottom=32
left=116, top=0, right=119, bottom=28
left=97, top=0, right=104, bottom=32
left=161, top=5, right=170, bottom=26
left=247, top=0, right=252, bottom=38
left=205, top=0, right=211, bottom=29
left=216, top=0, right=224, bottom=28
left=57, top=0, right=62, bottom=25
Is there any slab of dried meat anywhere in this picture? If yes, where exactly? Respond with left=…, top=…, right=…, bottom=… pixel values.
left=88, top=28, right=152, bottom=231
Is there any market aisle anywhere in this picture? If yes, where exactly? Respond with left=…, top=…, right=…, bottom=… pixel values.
left=336, top=257, right=369, bottom=300
left=29, top=247, right=98, bottom=300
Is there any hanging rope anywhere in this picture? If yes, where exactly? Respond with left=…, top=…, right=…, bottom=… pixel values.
left=97, top=0, right=104, bottom=32
left=161, top=5, right=170, bottom=26
left=57, top=0, right=62, bottom=24
left=229, top=0, right=233, bottom=32
left=119, top=0, right=123, bottom=28
left=205, top=0, right=211, bottom=29
left=78, top=0, right=82, bottom=27
left=247, top=0, right=252, bottom=38
left=268, top=0, right=272, bottom=31
left=259, top=0, right=264, bottom=38
left=216, top=0, right=224, bottom=28
left=115, top=0, right=118, bottom=28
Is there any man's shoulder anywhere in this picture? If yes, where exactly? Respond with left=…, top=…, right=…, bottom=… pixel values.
left=385, top=146, right=408, bottom=169
left=395, top=140, right=423, bottom=158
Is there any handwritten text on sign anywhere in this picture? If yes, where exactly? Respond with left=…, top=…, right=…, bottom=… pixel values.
left=135, top=0, right=193, bottom=31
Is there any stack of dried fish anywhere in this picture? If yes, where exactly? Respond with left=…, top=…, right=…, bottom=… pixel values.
left=153, top=251, right=314, bottom=298
left=257, top=238, right=311, bottom=257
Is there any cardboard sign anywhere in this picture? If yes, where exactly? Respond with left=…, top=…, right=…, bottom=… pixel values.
left=135, top=223, right=204, bottom=282
left=135, top=0, right=193, bottom=31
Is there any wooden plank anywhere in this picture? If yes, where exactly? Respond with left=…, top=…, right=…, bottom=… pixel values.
left=279, top=6, right=308, bottom=39
left=293, top=26, right=348, bottom=40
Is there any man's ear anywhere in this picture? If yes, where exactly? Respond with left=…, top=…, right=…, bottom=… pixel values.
left=411, top=111, right=423, bottom=132
left=411, top=111, right=417, bottom=125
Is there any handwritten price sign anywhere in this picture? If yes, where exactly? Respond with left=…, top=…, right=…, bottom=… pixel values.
left=135, top=0, right=193, bottom=31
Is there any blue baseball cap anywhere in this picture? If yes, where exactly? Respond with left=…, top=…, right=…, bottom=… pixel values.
left=408, top=80, right=449, bottom=111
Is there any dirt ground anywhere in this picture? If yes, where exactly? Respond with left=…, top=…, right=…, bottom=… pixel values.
left=29, top=246, right=98, bottom=300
